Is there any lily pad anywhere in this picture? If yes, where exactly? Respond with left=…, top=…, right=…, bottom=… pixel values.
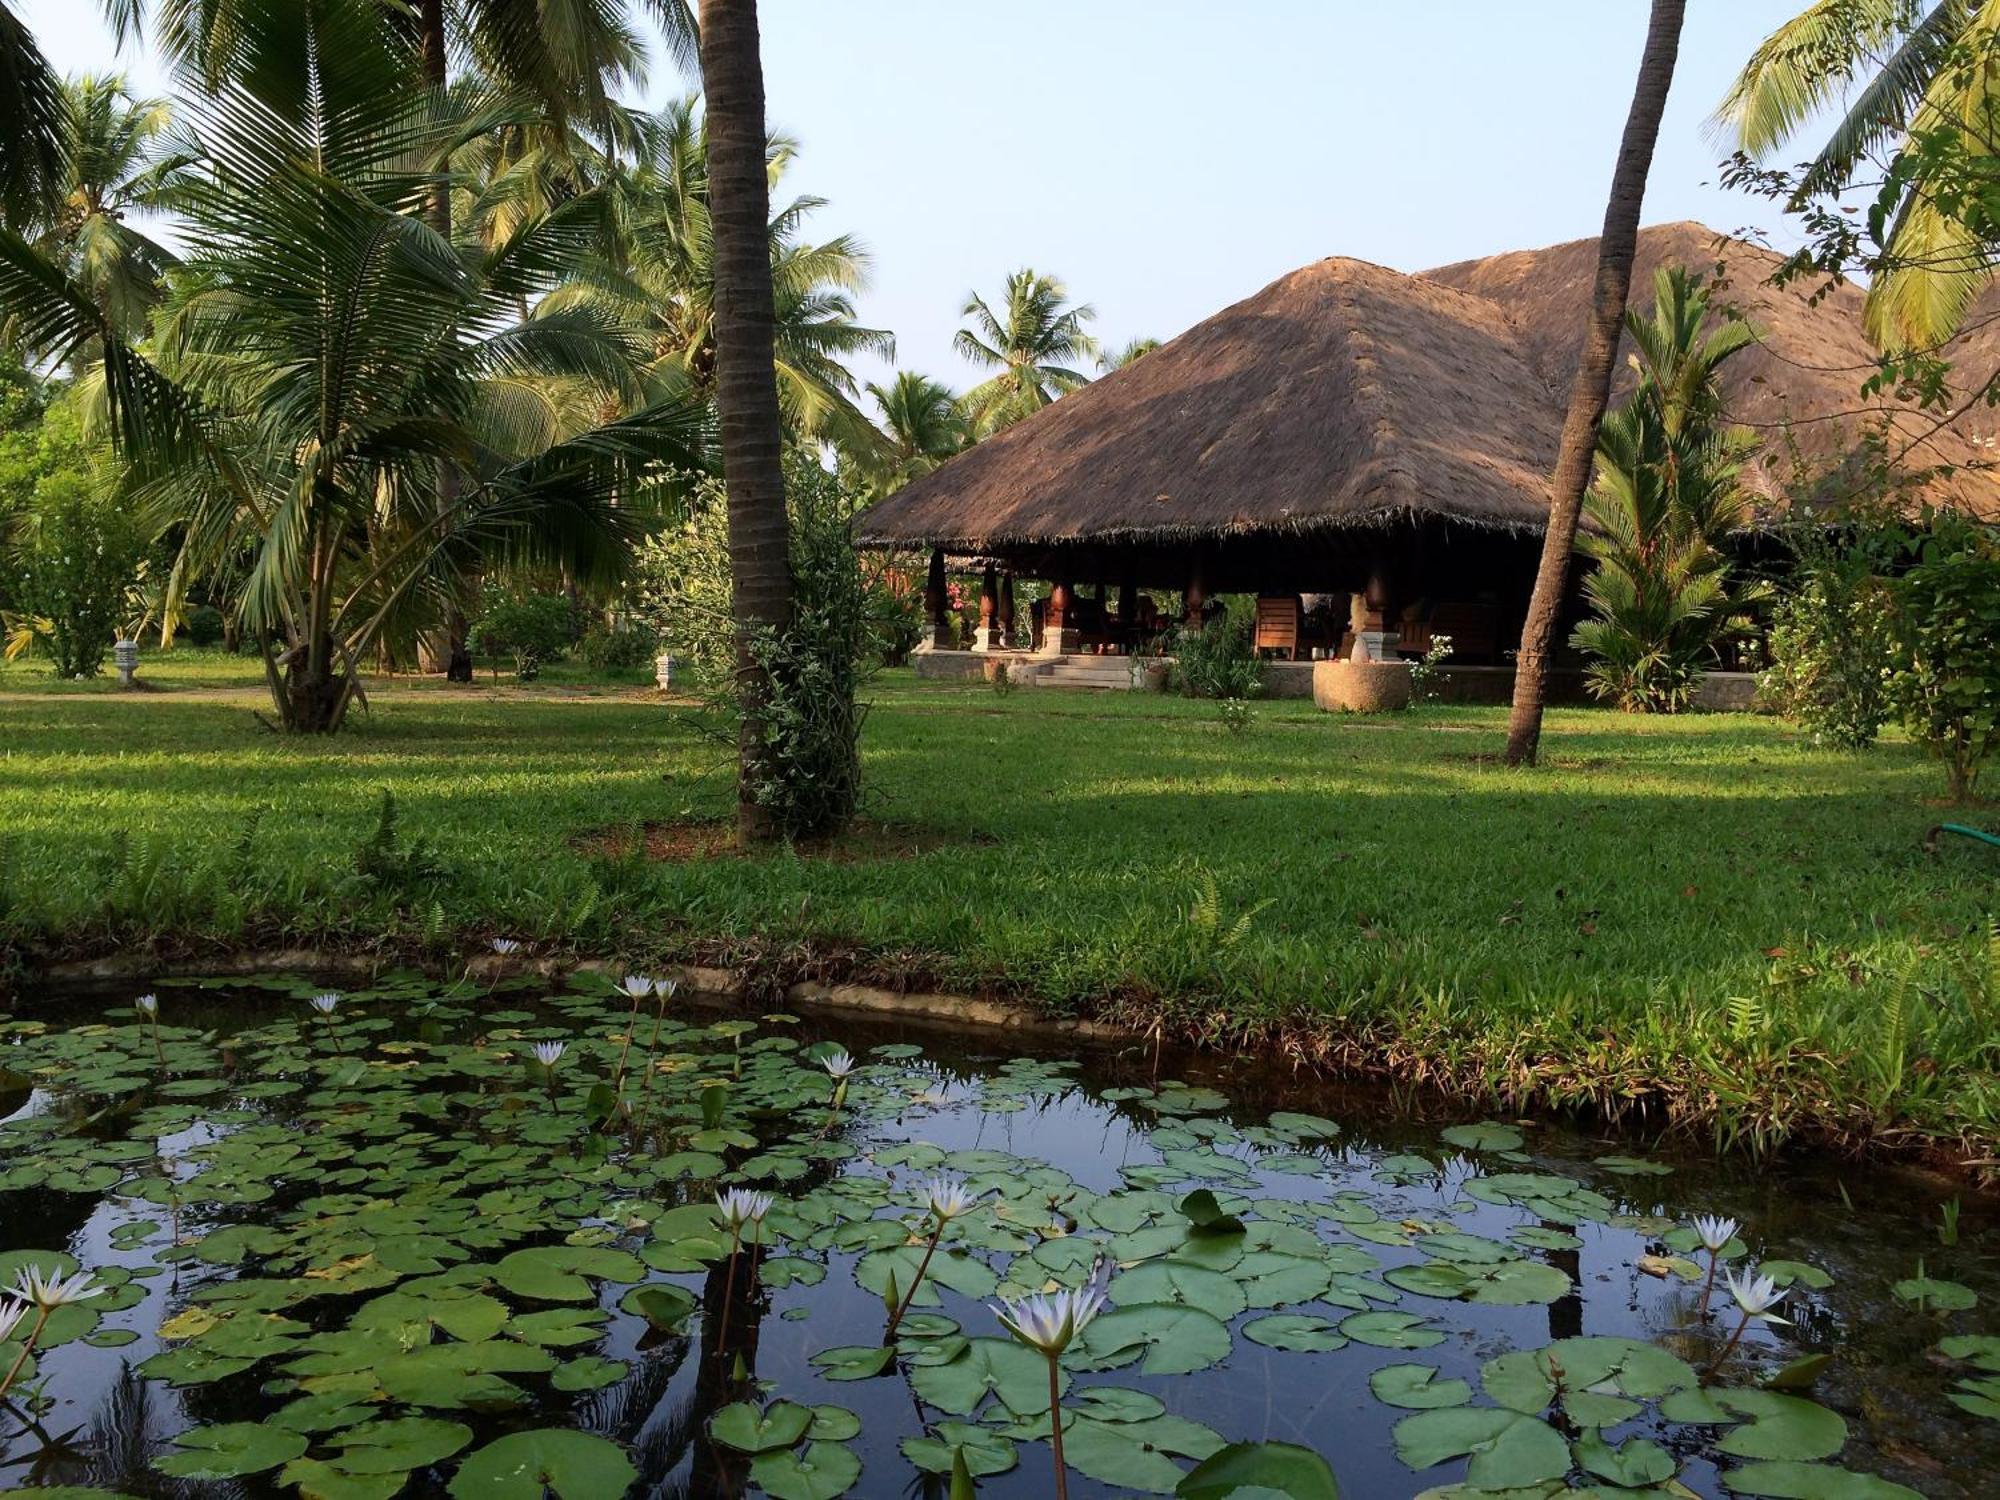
left=1340, top=1311, right=1444, bottom=1350
left=1244, top=1314, right=1347, bottom=1353
left=1078, top=1304, right=1232, bottom=1376
left=1177, top=1440, right=1341, bottom=1500
left=1392, top=1407, right=1569, bottom=1488
left=747, top=1442, right=861, bottom=1500
left=155, top=1423, right=310, bottom=1480
left=1720, top=1461, right=1923, bottom=1498
left=1370, top=1364, right=1472, bottom=1409
left=447, top=1430, right=635, bottom=1499
left=1713, top=1391, right=1847, bottom=1462
left=710, top=1400, right=815, bottom=1455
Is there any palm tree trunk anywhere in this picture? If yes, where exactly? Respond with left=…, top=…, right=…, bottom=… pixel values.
left=414, top=0, right=474, bottom=683
left=1503, top=0, right=1686, bottom=766
left=700, top=0, right=795, bottom=846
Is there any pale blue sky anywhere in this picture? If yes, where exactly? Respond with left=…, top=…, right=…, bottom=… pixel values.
left=21, top=1, right=1815, bottom=394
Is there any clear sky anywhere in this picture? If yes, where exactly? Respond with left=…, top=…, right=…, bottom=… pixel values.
left=21, top=1, right=1813, bottom=397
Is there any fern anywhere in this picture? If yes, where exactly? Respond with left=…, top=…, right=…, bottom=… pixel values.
left=1724, top=993, right=1763, bottom=1041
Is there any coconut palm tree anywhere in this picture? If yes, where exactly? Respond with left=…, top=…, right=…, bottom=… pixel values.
left=698, top=0, right=794, bottom=844
left=28, top=75, right=183, bottom=340
left=955, top=269, right=1098, bottom=435
left=863, top=371, right=967, bottom=495
left=1504, top=0, right=1688, bottom=767
left=100, top=0, right=696, bottom=675
left=0, top=1, right=66, bottom=226
left=1099, top=335, right=1160, bottom=373
left=0, top=0, right=703, bottom=733
left=546, top=94, right=892, bottom=455
left=1716, top=0, right=1996, bottom=349
left=1572, top=266, right=1763, bottom=711
left=101, top=0, right=687, bottom=120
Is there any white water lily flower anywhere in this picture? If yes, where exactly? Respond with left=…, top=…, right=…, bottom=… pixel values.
left=1692, top=1215, right=1738, bottom=1254
left=490, top=938, right=521, bottom=956
left=0, top=1298, right=26, bottom=1342
left=134, top=994, right=158, bottom=1016
left=531, top=1041, right=567, bottom=1068
left=993, top=1275, right=1111, bottom=1357
left=921, top=1175, right=982, bottom=1222
left=820, top=1049, right=856, bottom=1081
left=308, top=993, right=341, bottom=1016
left=13, top=1267, right=103, bottom=1310
left=654, top=978, right=678, bottom=999
left=716, top=1189, right=773, bottom=1229
left=618, top=975, right=654, bottom=1000
left=1723, top=1267, right=1790, bottom=1323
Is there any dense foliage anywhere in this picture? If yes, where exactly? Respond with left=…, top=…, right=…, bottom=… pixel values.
left=636, top=456, right=877, bottom=838
left=1884, top=510, right=2000, bottom=800
left=1, top=374, right=144, bottom=676
left=1168, top=612, right=1263, bottom=700
left=473, top=590, right=577, bottom=681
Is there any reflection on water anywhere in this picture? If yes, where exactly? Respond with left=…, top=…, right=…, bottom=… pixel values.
left=0, top=974, right=1993, bottom=1498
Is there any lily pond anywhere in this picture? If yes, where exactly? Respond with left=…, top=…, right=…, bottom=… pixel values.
left=0, top=973, right=1995, bottom=1499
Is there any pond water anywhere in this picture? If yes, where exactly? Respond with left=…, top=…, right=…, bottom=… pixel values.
left=0, top=970, right=1994, bottom=1499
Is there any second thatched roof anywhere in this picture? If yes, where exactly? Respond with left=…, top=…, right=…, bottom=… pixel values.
left=858, top=221, right=2000, bottom=552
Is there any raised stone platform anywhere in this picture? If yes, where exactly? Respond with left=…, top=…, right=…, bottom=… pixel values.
left=910, top=649, right=1759, bottom=712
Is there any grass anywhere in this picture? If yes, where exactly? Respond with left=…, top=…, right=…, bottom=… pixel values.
left=1, top=659, right=1994, bottom=1160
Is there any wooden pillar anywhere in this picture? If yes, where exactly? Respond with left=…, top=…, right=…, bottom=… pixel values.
left=1041, top=578, right=1079, bottom=655
left=1182, top=556, right=1208, bottom=629
left=973, top=563, right=1004, bottom=651
left=920, top=547, right=950, bottom=651
left=1000, top=571, right=1017, bottom=643
left=1353, top=546, right=1400, bottom=661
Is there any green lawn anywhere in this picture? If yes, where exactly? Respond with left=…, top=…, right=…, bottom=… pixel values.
left=1, top=667, right=1993, bottom=1158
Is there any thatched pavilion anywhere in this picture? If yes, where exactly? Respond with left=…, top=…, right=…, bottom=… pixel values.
left=857, top=222, right=2000, bottom=668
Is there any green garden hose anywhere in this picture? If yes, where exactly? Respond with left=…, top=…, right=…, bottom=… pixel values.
left=1928, top=822, right=2000, bottom=853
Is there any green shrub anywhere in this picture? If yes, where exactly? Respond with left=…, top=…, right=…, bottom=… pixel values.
left=634, top=456, right=874, bottom=838
left=180, top=605, right=228, bottom=648
left=744, top=469, right=872, bottom=837
left=1170, top=614, right=1263, bottom=700
left=13, top=468, right=145, bottom=678
left=473, top=592, right=575, bottom=681
left=1884, top=512, right=2000, bottom=801
left=1761, top=556, right=1896, bottom=750
left=578, top=625, right=657, bottom=672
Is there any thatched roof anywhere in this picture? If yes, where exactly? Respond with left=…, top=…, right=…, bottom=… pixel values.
left=858, top=221, right=2000, bottom=552
left=1427, top=220, right=2000, bottom=517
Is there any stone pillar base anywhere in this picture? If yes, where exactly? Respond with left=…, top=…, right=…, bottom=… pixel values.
left=971, top=628, right=1007, bottom=652
left=1353, top=630, right=1402, bottom=663
left=1038, top=627, right=1080, bottom=656
left=914, top=625, right=953, bottom=654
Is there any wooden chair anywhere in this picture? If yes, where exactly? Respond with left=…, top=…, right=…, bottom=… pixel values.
left=1254, top=596, right=1303, bottom=660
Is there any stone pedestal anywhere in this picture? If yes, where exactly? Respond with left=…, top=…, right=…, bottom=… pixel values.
left=1312, top=658, right=1413, bottom=713
left=971, top=626, right=1007, bottom=652
left=1038, top=627, right=1081, bottom=656
left=914, top=623, right=953, bottom=653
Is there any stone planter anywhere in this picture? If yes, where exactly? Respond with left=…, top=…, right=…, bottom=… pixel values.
left=1312, top=657, right=1412, bottom=713
left=654, top=653, right=681, bottom=691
